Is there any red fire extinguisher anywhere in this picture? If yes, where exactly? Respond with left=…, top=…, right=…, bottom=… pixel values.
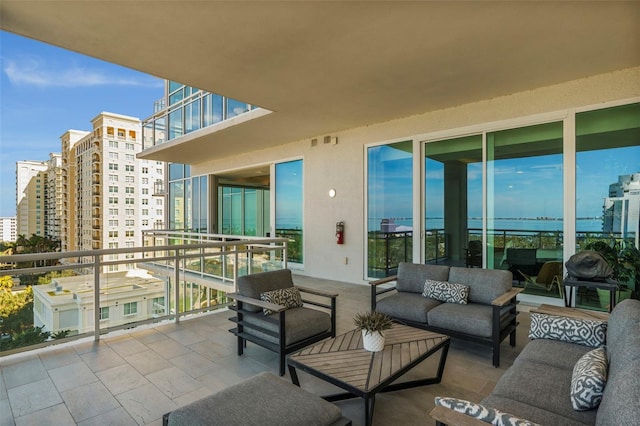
left=336, top=221, right=344, bottom=244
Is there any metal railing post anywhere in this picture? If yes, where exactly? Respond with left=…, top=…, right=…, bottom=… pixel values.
left=94, top=254, right=101, bottom=342
left=175, top=248, right=181, bottom=323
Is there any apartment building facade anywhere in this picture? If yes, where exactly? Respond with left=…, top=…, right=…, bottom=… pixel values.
left=15, top=160, right=48, bottom=238
left=0, top=216, right=17, bottom=243
left=60, top=112, right=164, bottom=271
left=44, top=153, right=63, bottom=241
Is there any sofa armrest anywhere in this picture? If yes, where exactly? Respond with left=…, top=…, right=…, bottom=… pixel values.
left=227, top=292, right=286, bottom=313
left=296, top=285, right=338, bottom=299
left=429, top=406, right=489, bottom=426
left=531, top=304, right=609, bottom=321
left=370, top=275, right=398, bottom=286
left=491, top=287, right=524, bottom=306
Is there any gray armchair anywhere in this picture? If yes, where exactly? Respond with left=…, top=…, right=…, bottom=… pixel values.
left=228, top=269, right=337, bottom=375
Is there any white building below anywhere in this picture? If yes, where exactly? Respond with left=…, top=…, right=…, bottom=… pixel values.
left=33, top=270, right=167, bottom=335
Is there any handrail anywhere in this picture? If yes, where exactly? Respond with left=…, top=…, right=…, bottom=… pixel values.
left=0, top=235, right=288, bottom=356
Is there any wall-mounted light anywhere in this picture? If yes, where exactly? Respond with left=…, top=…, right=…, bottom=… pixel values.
left=329, top=189, right=336, bottom=198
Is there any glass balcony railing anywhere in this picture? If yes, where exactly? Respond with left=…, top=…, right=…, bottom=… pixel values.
left=0, top=234, right=288, bottom=356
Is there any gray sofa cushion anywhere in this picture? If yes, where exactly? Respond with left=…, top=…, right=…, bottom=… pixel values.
left=597, top=299, right=640, bottom=426
left=376, top=291, right=442, bottom=323
left=396, top=262, right=450, bottom=293
left=605, top=298, right=640, bottom=362
left=490, top=361, right=598, bottom=426
left=427, top=302, right=493, bottom=338
left=243, top=306, right=331, bottom=345
left=167, top=372, right=343, bottom=426
left=515, top=338, right=591, bottom=370
left=481, top=395, right=593, bottom=426
left=448, top=267, right=512, bottom=305
left=238, top=269, right=295, bottom=313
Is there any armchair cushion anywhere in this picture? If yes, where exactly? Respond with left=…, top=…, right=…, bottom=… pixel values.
left=243, top=307, right=332, bottom=346
left=529, top=313, right=607, bottom=348
left=434, top=396, right=540, bottom=426
left=238, top=269, right=295, bottom=313
left=570, top=347, right=608, bottom=411
left=422, top=279, right=469, bottom=304
left=260, top=287, right=303, bottom=315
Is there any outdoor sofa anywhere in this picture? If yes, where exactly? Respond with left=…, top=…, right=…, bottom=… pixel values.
left=371, top=262, right=522, bottom=367
left=430, top=298, right=640, bottom=426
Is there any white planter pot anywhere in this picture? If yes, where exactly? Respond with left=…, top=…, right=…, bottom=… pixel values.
left=362, top=330, right=385, bottom=352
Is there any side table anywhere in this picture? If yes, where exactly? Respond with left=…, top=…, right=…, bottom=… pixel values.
left=563, top=277, right=618, bottom=313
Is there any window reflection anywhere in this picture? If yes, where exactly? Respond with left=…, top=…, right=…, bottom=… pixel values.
left=275, top=160, right=303, bottom=264
left=367, top=141, right=413, bottom=278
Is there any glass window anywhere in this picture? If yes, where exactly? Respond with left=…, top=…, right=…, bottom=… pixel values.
left=575, top=102, right=640, bottom=309
left=204, top=94, right=224, bottom=126
left=367, top=141, right=413, bottom=278
left=487, top=122, right=564, bottom=296
left=276, top=160, right=303, bottom=263
left=169, top=163, right=184, bottom=181
left=99, top=307, right=109, bottom=320
left=226, top=99, right=250, bottom=119
left=124, top=302, right=138, bottom=316
left=424, top=135, right=482, bottom=267
left=168, top=108, right=183, bottom=140
left=185, top=99, right=201, bottom=133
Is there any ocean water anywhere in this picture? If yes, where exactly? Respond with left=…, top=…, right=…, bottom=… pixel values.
left=369, top=218, right=603, bottom=233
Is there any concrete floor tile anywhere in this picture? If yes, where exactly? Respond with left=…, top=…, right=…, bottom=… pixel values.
left=96, top=364, right=150, bottom=395
left=146, top=366, right=202, bottom=399
left=77, top=406, right=136, bottom=426
left=48, top=361, right=98, bottom=392
left=1, top=398, right=15, bottom=426
left=39, top=347, right=83, bottom=370
left=7, top=378, right=62, bottom=418
left=14, top=402, right=75, bottom=426
left=61, top=381, right=120, bottom=423
left=126, top=349, right=173, bottom=376
left=79, top=345, right=126, bottom=372
left=2, top=357, right=48, bottom=389
left=170, top=352, right=217, bottom=378
left=106, top=336, right=149, bottom=358
left=117, top=383, right=177, bottom=425
left=146, top=338, right=191, bottom=359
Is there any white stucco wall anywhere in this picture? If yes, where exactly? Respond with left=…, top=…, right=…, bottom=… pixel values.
left=194, top=67, right=640, bottom=285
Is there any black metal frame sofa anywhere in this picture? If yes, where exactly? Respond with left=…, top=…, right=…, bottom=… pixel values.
left=430, top=299, right=640, bottom=426
left=163, top=372, right=352, bottom=426
left=371, top=262, right=522, bottom=367
left=228, top=269, right=337, bottom=375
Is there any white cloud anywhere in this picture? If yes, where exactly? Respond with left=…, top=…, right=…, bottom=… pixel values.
left=3, top=55, right=162, bottom=88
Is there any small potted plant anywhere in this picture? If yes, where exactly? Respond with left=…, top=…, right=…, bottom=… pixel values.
left=353, top=311, right=393, bottom=352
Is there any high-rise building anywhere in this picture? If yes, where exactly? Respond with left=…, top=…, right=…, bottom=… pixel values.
left=16, top=160, right=48, bottom=237
left=45, top=153, right=63, bottom=241
left=0, top=216, right=17, bottom=243
left=603, top=173, right=640, bottom=242
left=60, top=129, right=90, bottom=252
left=60, top=112, right=165, bottom=272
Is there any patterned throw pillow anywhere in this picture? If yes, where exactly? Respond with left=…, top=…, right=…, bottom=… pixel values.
left=260, top=287, right=303, bottom=315
left=529, top=313, right=607, bottom=348
left=423, top=279, right=469, bottom=304
left=434, top=396, right=541, bottom=426
left=571, top=347, right=608, bottom=411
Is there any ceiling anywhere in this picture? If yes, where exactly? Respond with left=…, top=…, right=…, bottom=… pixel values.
left=2, top=1, right=639, bottom=165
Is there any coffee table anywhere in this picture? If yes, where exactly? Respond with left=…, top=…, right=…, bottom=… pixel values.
left=287, top=323, right=450, bottom=426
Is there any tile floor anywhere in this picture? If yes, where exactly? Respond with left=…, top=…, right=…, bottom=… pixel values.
left=1, top=275, right=532, bottom=426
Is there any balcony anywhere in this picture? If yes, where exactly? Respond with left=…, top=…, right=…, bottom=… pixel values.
left=0, top=267, right=527, bottom=426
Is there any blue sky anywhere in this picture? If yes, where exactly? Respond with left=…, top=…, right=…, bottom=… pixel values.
left=0, top=31, right=164, bottom=217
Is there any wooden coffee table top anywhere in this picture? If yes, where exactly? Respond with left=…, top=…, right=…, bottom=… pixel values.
left=288, top=324, right=449, bottom=394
